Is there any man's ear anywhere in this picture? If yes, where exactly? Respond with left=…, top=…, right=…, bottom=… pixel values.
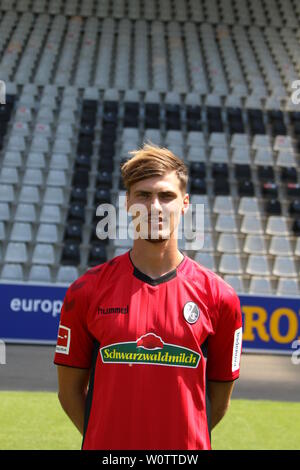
left=182, top=193, right=189, bottom=214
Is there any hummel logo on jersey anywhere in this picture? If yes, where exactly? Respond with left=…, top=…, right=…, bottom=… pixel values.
left=98, top=305, right=129, bottom=315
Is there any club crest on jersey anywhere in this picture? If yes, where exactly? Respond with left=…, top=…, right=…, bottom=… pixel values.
left=183, top=301, right=200, bottom=324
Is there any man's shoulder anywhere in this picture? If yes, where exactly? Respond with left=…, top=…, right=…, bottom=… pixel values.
left=182, top=255, right=239, bottom=300
left=69, top=251, right=129, bottom=293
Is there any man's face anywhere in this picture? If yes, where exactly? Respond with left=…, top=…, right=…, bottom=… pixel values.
left=126, top=171, right=189, bottom=243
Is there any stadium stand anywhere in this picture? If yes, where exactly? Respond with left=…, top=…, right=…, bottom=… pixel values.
left=0, top=0, right=299, bottom=296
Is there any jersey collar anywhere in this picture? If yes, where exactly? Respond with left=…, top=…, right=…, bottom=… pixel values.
left=127, top=249, right=186, bottom=286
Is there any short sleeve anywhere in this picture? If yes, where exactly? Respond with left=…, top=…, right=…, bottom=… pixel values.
left=54, top=279, right=94, bottom=369
left=206, top=286, right=243, bottom=382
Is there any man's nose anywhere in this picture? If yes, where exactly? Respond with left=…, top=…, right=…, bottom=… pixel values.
left=150, top=195, right=162, bottom=213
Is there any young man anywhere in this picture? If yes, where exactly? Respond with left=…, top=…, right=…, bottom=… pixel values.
left=54, top=143, right=243, bottom=450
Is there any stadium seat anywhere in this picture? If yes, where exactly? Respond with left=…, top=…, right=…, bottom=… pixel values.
left=241, top=215, right=264, bottom=235
left=243, top=234, right=267, bottom=255
left=272, top=256, right=298, bottom=278
left=277, top=278, right=300, bottom=296
left=5, top=242, right=28, bottom=264
left=215, top=214, right=238, bottom=233
left=88, top=243, right=107, bottom=266
left=266, top=216, right=289, bottom=236
left=249, top=277, right=273, bottom=294
left=212, top=196, right=234, bottom=214
left=223, top=275, right=246, bottom=293
left=28, top=265, right=52, bottom=282
left=217, top=233, right=241, bottom=253
left=194, top=252, right=216, bottom=272
left=238, top=197, right=260, bottom=215
left=10, top=222, right=32, bottom=242
left=32, top=244, right=55, bottom=265
left=219, top=253, right=243, bottom=274
left=1, top=264, right=24, bottom=281
left=61, top=241, right=81, bottom=266
left=246, top=255, right=271, bottom=276
left=56, top=266, right=79, bottom=284
left=36, top=224, right=59, bottom=244
left=43, top=187, right=65, bottom=206
left=269, top=236, right=293, bottom=256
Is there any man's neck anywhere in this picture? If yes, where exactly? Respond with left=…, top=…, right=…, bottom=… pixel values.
left=129, top=239, right=184, bottom=279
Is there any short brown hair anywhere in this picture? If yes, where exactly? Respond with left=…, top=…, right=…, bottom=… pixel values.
left=120, top=142, right=188, bottom=193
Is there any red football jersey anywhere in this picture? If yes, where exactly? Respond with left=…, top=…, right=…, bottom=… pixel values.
left=54, top=250, right=243, bottom=450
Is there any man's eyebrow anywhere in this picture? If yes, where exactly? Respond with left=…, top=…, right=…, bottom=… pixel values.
left=133, top=190, right=151, bottom=195
left=134, top=190, right=177, bottom=195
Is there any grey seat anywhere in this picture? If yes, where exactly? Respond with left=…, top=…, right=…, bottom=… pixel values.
left=187, top=147, right=207, bottom=162
left=244, top=234, right=267, bottom=254
left=210, top=147, right=229, bottom=163
left=249, top=276, right=273, bottom=294
left=209, top=133, right=227, bottom=147
left=43, top=187, right=65, bottom=205
left=254, top=149, right=274, bottom=166
left=3, top=151, right=22, bottom=167
left=231, top=134, right=249, bottom=148
left=0, top=185, right=15, bottom=203
left=23, top=169, right=43, bottom=186
left=0, top=167, right=19, bottom=185
left=19, top=186, right=40, bottom=204
left=194, top=252, right=216, bottom=271
left=277, top=278, right=300, bottom=296
left=36, top=224, right=59, bottom=243
left=0, top=203, right=10, bottom=221
left=213, top=196, right=234, bottom=214
left=246, top=255, right=271, bottom=276
left=26, top=152, right=45, bottom=168
left=39, top=205, right=61, bottom=224
left=266, top=217, right=289, bottom=236
left=49, top=154, right=69, bottom=170
left=215, top=214, right=238, bottom=233
left=5, top=243, right=28, bottom=263
left=30, top=136, right=50, bottom=153
left=185, top=232, right=214, bottom=252
left=269, top=236, right=293, bottom=256
left=231, top=147, right=251, bottom=164
left=1, top=264, right=24, bottom=281
left=187, top=131, right=205, bottom=147
left=238, top=197, right=260, bottom=216
left=56, top=266, right=79, bottom=283
left=46, top=170, right=66, bottom=187
left=219, top=253, right=243, bottom=274
left=15, top=204, right=37, bottom=223
left=32, top=244, right=56, bottom=265
left=241, top=215, right=264, bottom=235
left=28, top=265, right=52, bottom=282
left=217, top=233, right=241, bottom=253
left=10, top=222, right=32, bottom=242
left=272, top=256, right=297, bottom=277
left=223, top=275, right=246, bottom=293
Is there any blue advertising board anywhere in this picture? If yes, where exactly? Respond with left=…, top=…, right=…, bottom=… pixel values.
left=0, top=282, right=299, bottom=354
left=0, top=282, right=66, bottom=344
left=240, top=294, right=300, bottom=354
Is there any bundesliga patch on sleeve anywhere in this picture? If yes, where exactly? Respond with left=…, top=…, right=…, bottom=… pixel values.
left=56, top=325, right=71, bottom=355
left=232, top=327, right=242, bottom=372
